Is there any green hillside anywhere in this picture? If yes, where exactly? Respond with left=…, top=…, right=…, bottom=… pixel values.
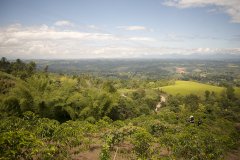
left=1, top=59, right=240, bottom=160
left=160, top=81, right=224, bottom=97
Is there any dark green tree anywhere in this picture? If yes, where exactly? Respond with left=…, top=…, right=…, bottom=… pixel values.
left=185, top=94, right=200, bottom=112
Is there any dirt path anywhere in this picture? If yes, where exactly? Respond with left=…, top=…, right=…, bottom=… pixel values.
left=72, top=145, right=101, bottom=160
left=224, top=147, right=240, bottom=160
left=73, top=143, right=134, bottom=160
left=155, top=95, right=166, bottom=112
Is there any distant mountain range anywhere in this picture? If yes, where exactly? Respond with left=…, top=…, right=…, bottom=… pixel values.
left=4, top=52, right=240, bottom=61
left=140, top=53, right=240, bottom=60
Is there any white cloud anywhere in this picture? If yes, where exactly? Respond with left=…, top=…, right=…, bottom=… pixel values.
left=0, top=24, right=118, bottom=42
left=163, top=0, right=240, bottom=23
left=128, top=37, right=155, bottom=41
left=117, top=25, right=147, bottom=31
left=0, top=24, right=157, bottom=59
left=54, top=20, right=74, bottom=27
left=0, top=23, right=239, bottom=59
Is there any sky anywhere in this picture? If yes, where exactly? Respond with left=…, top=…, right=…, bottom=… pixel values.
left=0, top=0, right=240, bottom=59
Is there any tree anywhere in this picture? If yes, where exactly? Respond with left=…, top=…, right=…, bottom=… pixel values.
left=27, top=61, right=36, bottom=75
left=132, top=89, right=146, bottom=100
left=167, top=95, right=182, bottom=112
left=205, top=90, right=210, bottom=101
left=0, top=57, right=11, bottom=73
left=108, top=97, right=138, bottom=120
left=226, top=86, right=235, bottom=100
left=103, top=81, right=116, bottom=93
left=132, top=130, right=152, bottom=159
left=2, top=96, right=21, bottom=116
left=44, top=65, right=49, bottom=73
left=185, top=94, right=200, bottom=112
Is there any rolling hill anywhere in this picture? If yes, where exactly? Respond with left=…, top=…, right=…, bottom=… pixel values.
left=160, top=80, right=240, bottom=97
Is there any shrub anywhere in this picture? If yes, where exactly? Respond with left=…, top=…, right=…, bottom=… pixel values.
left=0, top=130, right=44, bottom=159
left=131, top=130, right=152, bottom=159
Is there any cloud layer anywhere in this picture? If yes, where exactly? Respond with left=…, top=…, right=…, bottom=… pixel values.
left=0, top=22, right=239, bottom=59
left=163, top=0, right=240, bottom=23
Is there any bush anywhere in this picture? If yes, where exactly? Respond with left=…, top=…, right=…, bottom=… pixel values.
left=100, top=135, right=112, bottom=160
left=150, top=120, right=167, bottom=136
left=2, top=96, right=21, bottom=116
left=131, top=130, right=152, bottom=159
left=0, top=130, right=44, bottom=159
left=86, top=116, right=96, bottom=124
left=172, top=129, right=223, bottom=160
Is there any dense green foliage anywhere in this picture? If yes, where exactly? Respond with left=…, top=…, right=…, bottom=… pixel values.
left=0, top=58, right=240, bottom=159
left=0, top=57, right=36, bottom=79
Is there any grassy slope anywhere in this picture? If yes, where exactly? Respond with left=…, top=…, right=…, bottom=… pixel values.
left=160, top=80, right=240, bottom=97
left=119, top=81, right=240, bottom=98
left=160, top=81, right=224, bottom=97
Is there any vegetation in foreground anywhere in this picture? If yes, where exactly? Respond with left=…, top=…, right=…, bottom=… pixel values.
left=0, top=58, right=240, bottom=159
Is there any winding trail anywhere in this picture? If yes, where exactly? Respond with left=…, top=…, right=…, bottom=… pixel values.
left=155, top=95, right=166, bottom=112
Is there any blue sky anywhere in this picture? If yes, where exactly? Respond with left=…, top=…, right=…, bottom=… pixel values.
left=0, top=0, right=240, bottom=59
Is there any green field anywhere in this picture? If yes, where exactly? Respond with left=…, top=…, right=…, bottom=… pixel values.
left=159, top=81, right=225, bottom=97
left=119, top=80, right=240, bottom=98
